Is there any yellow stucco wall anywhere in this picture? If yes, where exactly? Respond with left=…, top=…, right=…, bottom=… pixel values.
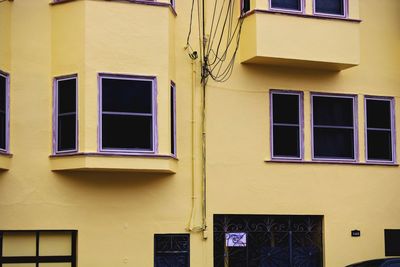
left=0, top=0, right=399, bottom=266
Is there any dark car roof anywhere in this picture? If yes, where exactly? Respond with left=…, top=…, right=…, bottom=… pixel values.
left=346, top=258, right=400, bottom=267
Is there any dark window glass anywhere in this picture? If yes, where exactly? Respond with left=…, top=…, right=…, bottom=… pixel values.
left=273, top=126, right=299, bottom=157
left=366, top=99, right=393, bottom=161
left=313, top=96, right=353, bottom=127
left=0, top=75, right=6, bottom=112
left=242, top=0, right=250, bottom=13
left=0, top=113, right=5, bottom=150
left=101, top=76, right=154, bottom=151
left=58, top=79, right=76, bottom=114
left=271, top=0, right=301, bottom=11
left=102, top=78, right=152, bottom=114
left=271, top=92, right=301, bottom=158
left=56, top=77, right=77, bottom=153
left=171, top=85, right=176, bottom=155
left=315, top=0, right=344, bottom=16
left=0, top=75, right=6, bottom=150
left=58, top=115, right=77, bottom=151
left=102, top=114, right=152, bottom=150
left=314, top=128, right=354, bottom=158
left=273, top=94, right=299, bottom=124
left=312, top=95, right=355, bottom=160
left=155, top=234, right=190, bottom=267
left=385, top=230, right=400, bottom=256
left=366, top=99, right=391, bottom=129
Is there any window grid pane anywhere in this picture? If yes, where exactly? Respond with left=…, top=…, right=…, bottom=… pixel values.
left=312, top=94, right=356, bottom=160
left=271, top=0, right=301, bottom=11
left=100, top=76, right=155, bottom=152
left=315, top=0, right=344, bottom=16
left=366, top=98, right=394, bottom=162
left=55, top=77, right=77, bottom=153
left=0, top=73, right=8, bottom=151
left=0, top=231, right=76, bottom=267
left=271, top=92, right=301, bottom=159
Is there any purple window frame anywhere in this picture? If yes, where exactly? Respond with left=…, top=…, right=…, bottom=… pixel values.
left=269, top=0, right=305, bottom=14
left=313, top=0, right=348, bottom=18
left=364, top=96, right=396, bottom=164
left=171, top=81, right=177, bottom=157
left=98, top=73, right=158, bottom=154
left=53, top=74, right=78, bottom=155
left=270, top=90, right=304, bottom=160
left=0, top=70, right=10, bottom=154
left=311, top=92, right=358, bottom=162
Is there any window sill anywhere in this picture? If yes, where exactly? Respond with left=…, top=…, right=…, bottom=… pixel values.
left=266, top=159, right=399, bottom=167
left=49, top=153, right=178, bottom=173
left=50, top=0, right=177, bottom=16
left=243, top=9, right=361, bottom=22
left=0, top=152, right=12, bottom=170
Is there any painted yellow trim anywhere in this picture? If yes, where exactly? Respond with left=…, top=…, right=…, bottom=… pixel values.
left=49, top=154, right=178, bottom=173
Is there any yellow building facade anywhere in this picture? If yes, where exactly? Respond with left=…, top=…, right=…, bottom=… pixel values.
left=0, top=0, right=399, bottom=266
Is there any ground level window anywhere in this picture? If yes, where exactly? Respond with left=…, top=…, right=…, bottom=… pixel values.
left=314, top=0, right=346, bottom=16
left=154, top=234, right=190, bottom=267
left=99, top=74, right=156, bottom=153
left=214, top=214, right=323, bottom=267
left=271, top=90, right=303, bottom=159
left=0, top=71, right=9, bottom=152
left=385, top=229, right=400, bottom=256
left=365, top=97, right=395, bottom=162
left=0, top=230, right=77, bottom=266
left=312, top=94, right=357, bottom=161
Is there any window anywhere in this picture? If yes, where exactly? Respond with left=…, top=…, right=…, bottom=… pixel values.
left=154, top=234, right=190, bottom=267
left=270, top=0, right=303, bottom=12
left=171, top=82, right=177, bottom=156
left=0, top=71, right=9, bottom=152
left=312, top=94, right=357, bottom=160
left=0, top=230, right=77, bottom=266
left=54, top=75, right=78, bottom=154
left=214, top=215, right=323, bottom=267
left=385, top=229, right=400, bottom=256
left=365, top=97, right=395, bottom=162
left=242, top=0, right=250, bottom=13
left=270, top=90, right=303, bottom=159
left=314, top=0, right=346, bottom=16
left=99, top=74, right=156, bottom=153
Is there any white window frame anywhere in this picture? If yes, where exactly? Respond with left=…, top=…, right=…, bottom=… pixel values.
left=311, top=93, right=358, bottom=162
left=270, top=90, right=304, bottom=160
left=269, top=0, right=305, bottom=14
left=364, top=96, right=396, bottom=164
left=53, top=74, right=78, bottom=154
left=0, top=70, right=10, bottom=154
left=98, top=73, right=157, bottom=154
left=313, top=0, right=348, bottom=18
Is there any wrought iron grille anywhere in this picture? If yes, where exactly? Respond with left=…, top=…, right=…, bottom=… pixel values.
left=0, top=230, right=77, bottom=267
left=214, top=215, right=323, bottom=267
left=154, top=234, right=190, bottom=267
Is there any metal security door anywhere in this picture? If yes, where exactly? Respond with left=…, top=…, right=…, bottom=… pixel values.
left=214, top=215, right=323, bottom=267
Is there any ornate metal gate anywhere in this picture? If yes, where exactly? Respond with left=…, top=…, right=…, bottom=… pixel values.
left=214, top=215, right=323, bottom=267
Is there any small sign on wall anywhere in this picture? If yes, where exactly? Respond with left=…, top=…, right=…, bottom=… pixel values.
left=351, top=230, right=361, bottom=237
left=225, top=232, right=247, bottom=247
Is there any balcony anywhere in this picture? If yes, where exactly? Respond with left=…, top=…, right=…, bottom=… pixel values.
left=50, top=0, right=177, bottom=173
left=240, top=10, right=361, bottom=71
